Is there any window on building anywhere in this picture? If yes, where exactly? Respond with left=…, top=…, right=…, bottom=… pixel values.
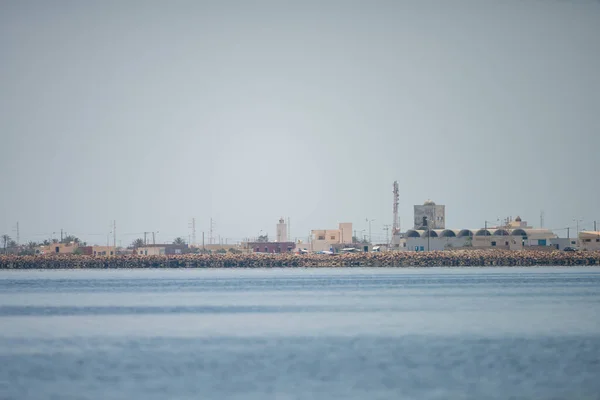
left=265, top=247, right=268, bottom=253
left=584, top=239, right=591, bottom=243
left=505, top=242, right=509, bottom=246
left=256, top=248, right=259, bottom=252
left=110, top=251, right=114, bottom=255
left=330, top=236, right=336, bottom=240
left=318, top=235, right=325, bottom=240
left=491, top=241, right=496, bottom=246
left=596, top=239, right=599, bottom=242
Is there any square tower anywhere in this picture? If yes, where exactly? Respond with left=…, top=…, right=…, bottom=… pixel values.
left=413, top=200, right=445, bottom=229
left=276, top=218, right=288, bottom=242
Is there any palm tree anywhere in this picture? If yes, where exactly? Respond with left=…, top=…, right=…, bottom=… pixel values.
left=1, top=235, right=10, bottom=254
left=61, top=235, right=80, bottom=244
left=131, top=238, right=145, bottom=248
left=173, top=237, right=186, bottom=245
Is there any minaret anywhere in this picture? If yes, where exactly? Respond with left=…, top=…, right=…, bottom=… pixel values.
left=276, top=217, right=287, bottom=242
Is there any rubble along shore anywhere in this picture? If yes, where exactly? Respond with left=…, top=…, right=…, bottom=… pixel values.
left=1, top=250, right=599, bottom=269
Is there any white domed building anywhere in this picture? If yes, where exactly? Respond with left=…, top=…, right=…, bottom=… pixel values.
left=399, top=212, right=557, bottom=251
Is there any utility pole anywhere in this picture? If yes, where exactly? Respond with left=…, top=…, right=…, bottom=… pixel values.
left=144, top=232, right=147, bottom=245
left=366, top=218, right=375, bottom=244
left=113, top=220, right=116, bottom=248
left=427, top=217, right=430, bottom=252
left=192, top=218, right=196, bottom=246
left=595, top=221, right=597, bottom=232
left=152, top=232, right=156, bottom=245
left=60, top=229, right=63, bottom=242
left=202, top=231, right=205, bottom=251
left=573, top=218, right=582, bottom=237
left=567, top=227, right=570, bottom=239
left=383, top=224, right=390, bottom=246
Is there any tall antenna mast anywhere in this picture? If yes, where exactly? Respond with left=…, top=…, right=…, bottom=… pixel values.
left=392, top=181, right=400, bottom=235
left=113, top=220, right=116, bottom=248
left=209, top=218, right=215, bottom=244
left=540, top=211, right=545, bottom=228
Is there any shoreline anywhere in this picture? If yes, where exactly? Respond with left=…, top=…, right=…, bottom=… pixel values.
left=1, top=250, right=599, bottom=269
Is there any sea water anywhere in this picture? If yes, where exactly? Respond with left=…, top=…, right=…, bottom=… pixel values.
left=0, top=267, right=599, bottom=399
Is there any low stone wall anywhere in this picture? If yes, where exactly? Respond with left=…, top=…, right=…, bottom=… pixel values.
left=1, top=250, right=599, bottom=269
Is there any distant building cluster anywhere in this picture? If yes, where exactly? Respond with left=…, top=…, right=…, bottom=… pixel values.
left=391, top=200, right=599, bottom=252
left=3, top=183, right=599, bottom=256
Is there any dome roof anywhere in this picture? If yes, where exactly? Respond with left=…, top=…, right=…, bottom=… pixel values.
left=515, top=216, right=522, bottom=222
left=423, top=199, right=436, bottom=206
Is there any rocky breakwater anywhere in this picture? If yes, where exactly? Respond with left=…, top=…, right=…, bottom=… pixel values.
left=1, top=250, right=600, bottom=269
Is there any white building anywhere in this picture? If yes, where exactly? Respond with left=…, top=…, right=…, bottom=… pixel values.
left=276, top=217, right=287, bottom=242
left=401, top=216, right=557, bottom=251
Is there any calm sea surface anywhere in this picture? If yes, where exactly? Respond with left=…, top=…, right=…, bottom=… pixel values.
left=0, top=267, right=599, bottom=400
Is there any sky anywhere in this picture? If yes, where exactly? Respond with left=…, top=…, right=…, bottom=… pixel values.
left=1, top=0, right=599, bottom=246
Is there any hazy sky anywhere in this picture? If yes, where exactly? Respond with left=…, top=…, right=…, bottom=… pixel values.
left=1, top=0, right=599, bottom=246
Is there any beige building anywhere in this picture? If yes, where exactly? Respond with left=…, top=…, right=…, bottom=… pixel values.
left=79, top=246, right=117, bottom=256
left=579, top=231, right=600, bottom=251
left=310, top=222, right=353, bottom=252
left=136, top=244, right=188, bottom=255
left=36, top=242, right=79, bottom=254
left=506, top=216, right=532, bottom=229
